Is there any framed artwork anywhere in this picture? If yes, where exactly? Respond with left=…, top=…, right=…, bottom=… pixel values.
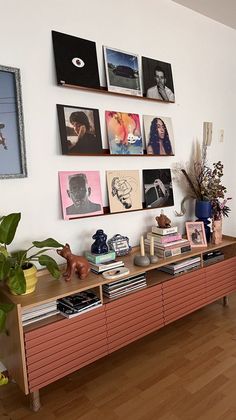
left=103, top=46, right=142, bottom=96
left=0, top=65, right=27, bottom=179
left=143, top=115, right=175, bottom=155
left=105, top=111, right=143, bottom=155
left=143, top=169, right=174, bottom=209
left=57, top=104, right=103, bottom=155
left=106, top=170, right=142, bottom=213
left=142, top=56, right=175, bottom=102
left=52, top=31, right=100, bottom=88
left=59, top=171, right=104, bottom=220
left=186, top=221, right=207, bottom=247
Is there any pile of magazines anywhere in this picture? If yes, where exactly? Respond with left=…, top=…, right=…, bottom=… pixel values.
left=57, top=290, right=102, bottom=318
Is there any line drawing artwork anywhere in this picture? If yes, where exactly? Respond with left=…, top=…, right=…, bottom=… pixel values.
left=107, top=170, right=142, bottom=213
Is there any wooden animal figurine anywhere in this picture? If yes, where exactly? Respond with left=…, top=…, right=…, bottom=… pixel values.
left=155, top=212, right=171, bottom=228
left=57, top=243, right=90, bottom=282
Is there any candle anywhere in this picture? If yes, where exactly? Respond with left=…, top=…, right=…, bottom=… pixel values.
left=140, top=235, right=145, bottom=256
left=150, top=237, right=154, bottom=256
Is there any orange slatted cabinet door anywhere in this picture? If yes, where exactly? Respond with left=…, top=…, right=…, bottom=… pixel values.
left=205, top=257, right=236, bottom=304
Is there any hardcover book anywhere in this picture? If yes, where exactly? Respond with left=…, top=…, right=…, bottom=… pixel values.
left=85, top=250, right=116, bottom=264
left=146, top=232, right=182, bottom=243
left=151, top=226, right=178, bottom=235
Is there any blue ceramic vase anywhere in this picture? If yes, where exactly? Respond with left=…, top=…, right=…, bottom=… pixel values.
left=195, top=200, right=212, bottom=242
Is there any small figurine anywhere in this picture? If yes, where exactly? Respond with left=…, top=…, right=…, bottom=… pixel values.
left=156, top=210, right=171, bottom=228
left=57, top=243, right=90, bottom=281
left=91, top=229, right=108, bottom=254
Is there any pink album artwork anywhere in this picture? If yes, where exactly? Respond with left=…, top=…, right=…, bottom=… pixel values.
left=105, top=111, right=143, bottom=155
left=59, top=171, right=103, bottom=220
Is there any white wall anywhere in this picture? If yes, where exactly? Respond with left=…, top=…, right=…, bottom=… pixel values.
left=0, top=0, right=235, bottom=259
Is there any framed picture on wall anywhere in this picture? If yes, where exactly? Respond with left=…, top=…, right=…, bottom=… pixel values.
left=143, top=169, right=174, bottom=209
left=52, top=31, right=100, bottom=88
left=103, top=46, right=142, bottom=96
left=105, top=110, right=143, bottom=155
left=0, top=65, right=27, bottom=179
left=106, top=170, right=142, bottom=213
left=57, top=104, right=103, bottom=155
left=143, top=115, right=175, bottom=155
left=142, top=56, right=175, bottom=102
left=186, top=221, right=207, bottom=247
left=59, top=171, right=104, bottom=220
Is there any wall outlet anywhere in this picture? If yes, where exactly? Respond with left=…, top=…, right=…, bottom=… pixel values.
left=219, top=129, right=224, bottom=143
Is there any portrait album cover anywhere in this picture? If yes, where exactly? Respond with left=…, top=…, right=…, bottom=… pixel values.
left=186, top=221, right=207, bottom=248
left=106, top=170, right=142, bottom=213
left=103, top=46, right=142, bottom=96
left=52, top=31, right=100, bottom=88
left=143, top=115, right=175, bottom=155
left=142, top=56, right=175, bottom=102
left=143, top=169, right=174, bottom=209
left=105, top=111, right=143, bottom=155
left=59, top=171, right=104, bottom=220
left=57, top=104, right=103, bottom=155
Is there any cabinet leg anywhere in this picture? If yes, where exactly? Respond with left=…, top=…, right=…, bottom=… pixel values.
left=30, top=390, right=41, bottom=412
left=223, top=296, right=229, bottom=306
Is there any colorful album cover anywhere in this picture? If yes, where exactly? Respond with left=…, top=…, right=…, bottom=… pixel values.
left=106, top=170, right=142, bottom=213
left=105, top=111, right=143, bottom=155
left=143, top=169, right=174, bottom=209
left=52, top=31, right=100, bottom=88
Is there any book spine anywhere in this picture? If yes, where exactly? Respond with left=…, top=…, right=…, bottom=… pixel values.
left=151, top=226, right=178, bottom=235
left=145, top=245, right=191, bottom=257
left=145, top=239, right=189, bottom=249
left=146, top=233, right=182, bottom=243
left=85, top=251, right=116, bottom=263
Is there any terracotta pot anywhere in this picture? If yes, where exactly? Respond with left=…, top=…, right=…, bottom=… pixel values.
left=212, top=219, right=222, bottom=245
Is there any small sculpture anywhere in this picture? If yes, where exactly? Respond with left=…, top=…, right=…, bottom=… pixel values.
left=91, top=229, right=108, bottom=254
left=57, top=243, right=90, bottom=281
left=156, top=211, right=171, bottom=228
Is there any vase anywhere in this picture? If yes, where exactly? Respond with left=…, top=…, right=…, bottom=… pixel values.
left=212, top=219, right=223, bottom=245
left=195, top=200, right=212, bottom=242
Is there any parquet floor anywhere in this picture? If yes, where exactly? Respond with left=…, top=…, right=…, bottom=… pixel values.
left=2, top=294, right=236, bottom=420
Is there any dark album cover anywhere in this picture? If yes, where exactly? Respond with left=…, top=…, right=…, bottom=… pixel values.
left=142, top=56, right=175, bottom=102
left=52, top=30, right=100, bottom=88
left=143, top=169, right=174, bottom=209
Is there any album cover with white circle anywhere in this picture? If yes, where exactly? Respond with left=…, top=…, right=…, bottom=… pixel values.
left=52, top=30, right=100, bottom=88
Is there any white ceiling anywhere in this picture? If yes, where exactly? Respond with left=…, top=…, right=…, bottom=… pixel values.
left=172, top=0, right=236, bottom=30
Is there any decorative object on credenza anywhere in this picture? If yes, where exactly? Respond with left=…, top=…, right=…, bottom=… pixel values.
left=195, top=200, right=211, bottom=243
left=143, top=115, right=175, bottom=155
left=143, top=169, right=174, bottom=209
left=0, top=65, right=27, bottom=179
left=57, top=243, right=90, bottom=281
left=156, top=210, right=171, bottom=228
left=91, top=229, right=108, bottom=254
left=103, top=46, right=142, bottom=96
left=106, top=170, right=142, bottom=213
left=52, top=30, right=100, bottom=88
left=133, top=235, right=150, bottom=267
left=108, top=234, right=131, bottom=256
left=148, top=236, right=158, bottom=264
left=185, top=221, right=207, bottom=248
left=211, top=197, right=231, bottom=245
left=142, top=56, right=175, bottom=102
left=102, top=266, right=130, bottom=280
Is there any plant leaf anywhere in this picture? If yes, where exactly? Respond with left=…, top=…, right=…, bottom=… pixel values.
left=33, top=238, right=63, bottom=249
left=0, top=254, right=11, bottom=281
left=38, top=255, right=60, bottom=279
left=0, top=303, right=14, bottom=313
left=0, top=309, right=6, bottom=332
left=0, top=213, right=21, bottom=245
left=7, top=266, right=26, bottom=295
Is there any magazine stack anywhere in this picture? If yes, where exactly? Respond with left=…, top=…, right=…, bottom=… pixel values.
left=89, top=259, right=124, bottom=274
left=144, top=225, right=191, bottom=258
left=22, top=301, right=58, bottom=326
left=159, top=256, right=201, bottom=275
left=57, top=290, right=102, bottom=318
left=102, top=273, right=147, bottom=300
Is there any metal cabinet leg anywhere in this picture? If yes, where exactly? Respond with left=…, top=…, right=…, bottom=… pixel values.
left=223, top=296, right=229, bottom=306
left=30, top=390, right=41, bottom=412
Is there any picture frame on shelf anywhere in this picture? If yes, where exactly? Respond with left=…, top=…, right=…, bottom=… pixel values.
left=103, top=46, right=142, bottom=96
left=143, top=169, right=174, bottom=209
left=106, top=170, right=142, bottom=213
left=57, top=104, right=103, bottom=155
left=105, top=110, right=143, bottom=155
left=59, top=171, right=104, bottom=220
left=142, top=56, right=175, bottom=102
left=143, top=115, right=175, bottom=155
left=186, top=221, right=207, bottom=247
left=0, top=65, right=27, bottom=179
left=52, top=30, right=100, bottom=88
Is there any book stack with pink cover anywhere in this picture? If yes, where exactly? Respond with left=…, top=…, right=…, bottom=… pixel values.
left=144, top=225, right=191, bottom=258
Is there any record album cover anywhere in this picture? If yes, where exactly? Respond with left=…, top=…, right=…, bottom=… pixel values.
left=52, top=30, right=100, bottom=88
left=143, top=169, right=174, bottom=209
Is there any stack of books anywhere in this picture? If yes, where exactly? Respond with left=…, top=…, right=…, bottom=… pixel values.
left=22, top=301, right=58, bottom=326
left=102, top=273, right=147, bottom=300
left=159, top=256, right=201, bottom=275
left=89, top=259, right=124, bottom=274
left=85, top=250, right=116, bottom=264
left=57, top=290, right=102, bottom=318
left=144, top=225, right=191, bottom=258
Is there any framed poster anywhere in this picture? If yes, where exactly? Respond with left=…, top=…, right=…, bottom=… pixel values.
left=57, top=104, right=103, bottom=155
left=59, top=171, right=104, bottom=220
left=142, top=56, right=175, bottom=102
left=186, top=221, right=207, bottom=247
left=52, top=31, right=100, bottom=88
left=106, top=170, right=142, bottom=213
left=105, top=110, right=143, bottom=155
left=143, top=115, right=175, bottom=155
left=103, top=46, right=142, bottom=96
left=0, top=65, right=27, bottom=179
left=143, top=169, right=174, bottom=209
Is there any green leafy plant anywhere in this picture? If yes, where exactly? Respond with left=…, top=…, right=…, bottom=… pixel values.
left=0, top=212, right=63, bottom=332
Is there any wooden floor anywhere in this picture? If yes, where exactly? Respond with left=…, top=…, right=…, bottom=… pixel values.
left=2, top=294, right=236, bottom=420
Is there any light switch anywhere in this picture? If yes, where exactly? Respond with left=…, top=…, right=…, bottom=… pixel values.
left=219, top=129, right=224, bottom=143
